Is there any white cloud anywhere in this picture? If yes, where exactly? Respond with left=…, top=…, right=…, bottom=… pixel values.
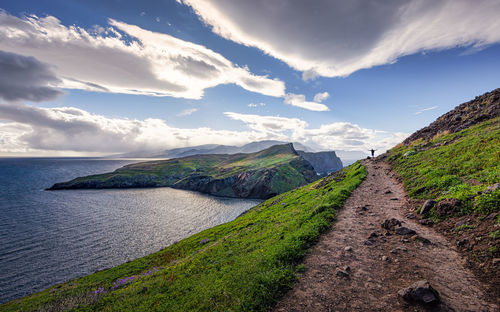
left=415, top=106, right=438, bottom=115
left=155, top=17, right=160, bottom=22
left=177, top=108, right=198, bottom=116
left=248, top=102, right=266, bottom=108
left=0, top=104, right=406, bottom=155
left=140, top=12, right=146, bottom=17
left=284, top=93, right=329, bottom=111
left=225, top=112, right=407, bottom=152
left=0, top=11, right=285, bottom=99
left=313, top=92, right=329, bottom=103
left=181, top=0, right=500, bottom=79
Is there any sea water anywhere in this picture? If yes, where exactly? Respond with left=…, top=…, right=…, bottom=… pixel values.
left=0, top=158, right=261, bottom=303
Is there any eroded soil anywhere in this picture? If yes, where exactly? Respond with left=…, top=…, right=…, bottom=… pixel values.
left=274, top=160, right=498, bottom=312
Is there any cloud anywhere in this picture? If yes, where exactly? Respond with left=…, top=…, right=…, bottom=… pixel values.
left=415, top=106, right=438, bottom=115
left=284, top=93, right=329, bottom=111
left=313, top=92, right=329, bottom=103
left=0, top=11, right=285, bottom=99
left=0, top=104, right=406, bottom=155
left=177, top=108, right=198, bottom=116
left=225, top=112, right=407, bottom=152
left=248, top=102, right=266, bottom=108
left=181, top=0, right=500, bottom=79
left=0, top=50, right=62, bottom=102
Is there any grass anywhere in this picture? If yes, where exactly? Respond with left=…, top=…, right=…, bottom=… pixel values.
left=387, top=117, right=500, bottom=216
left=50, top=144, right=318, bottom=199
left=2, top=162, right=366, bottom=311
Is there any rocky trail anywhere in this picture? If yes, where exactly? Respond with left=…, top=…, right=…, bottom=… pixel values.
left=274, top=160, right=498, bottom=312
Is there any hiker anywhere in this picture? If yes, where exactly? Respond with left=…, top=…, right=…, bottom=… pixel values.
left=370, top=149, right=376, bottom=157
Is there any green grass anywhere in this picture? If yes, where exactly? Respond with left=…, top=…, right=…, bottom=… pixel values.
left=387, top=117, right=500, bottom=216
left=50, top=144, right=318, bottom=199
left=3, top=162, right=366, bottom=311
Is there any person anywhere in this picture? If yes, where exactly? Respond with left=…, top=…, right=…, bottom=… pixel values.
left=370, top=149, right=376, bottom=157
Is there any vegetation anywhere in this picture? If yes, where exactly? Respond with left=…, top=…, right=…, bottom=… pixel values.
left=387, top=116, right=500, bottom=216
left=49, top=144, right=319, bottom=199
left=2, top=162, right=366, bottom=311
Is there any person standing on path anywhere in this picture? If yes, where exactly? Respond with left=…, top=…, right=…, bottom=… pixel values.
left=370, top=149, right=376, bottom=157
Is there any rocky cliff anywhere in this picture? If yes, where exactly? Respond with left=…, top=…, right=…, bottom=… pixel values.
left=403, top=88, right=500, bottom=144
left=297, top=151, right=343, bottom=175
left=48, top=144, right=318, bottom=199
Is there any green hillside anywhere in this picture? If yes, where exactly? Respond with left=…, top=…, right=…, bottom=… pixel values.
left=2, top=163, right=366, bottom=311
left=49, top=144, right=319, bottom=199
left=388, top=116, right=499, bottom=217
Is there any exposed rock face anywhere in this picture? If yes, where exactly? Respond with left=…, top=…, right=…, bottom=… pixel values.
left=398, top=280, right=440, bottom=305
left=297, top=151, right=343, bottom=175
left=403, top=88, right=500, bottom=144
left=436, top=198, right=460, bottom=217
left=48, top=144, right=319, bottom=199
left=420, top=199, right=436, bottom=215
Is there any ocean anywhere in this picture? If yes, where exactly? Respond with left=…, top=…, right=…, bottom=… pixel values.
left=0, top=158, right=261, bottom=303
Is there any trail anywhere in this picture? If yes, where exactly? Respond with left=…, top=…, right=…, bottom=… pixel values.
left=274, top=160, right=498, bottom=312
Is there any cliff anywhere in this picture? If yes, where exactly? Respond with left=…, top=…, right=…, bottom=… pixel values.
left=298, top=151, right=343, bottom=175
left=48, top=144, right=318, bottom=199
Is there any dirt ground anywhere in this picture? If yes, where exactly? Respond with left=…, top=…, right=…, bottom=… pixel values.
left=274, top=160, right=498, bottom=312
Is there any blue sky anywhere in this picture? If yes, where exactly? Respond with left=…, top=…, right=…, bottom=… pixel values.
left=0, top=0, right=499, bottom=156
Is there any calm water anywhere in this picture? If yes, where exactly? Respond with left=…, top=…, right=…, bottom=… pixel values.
left=0, top=158, right=261, bottom=303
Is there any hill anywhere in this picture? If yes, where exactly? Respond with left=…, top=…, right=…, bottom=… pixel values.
left=3, top=163, right=366, bottom=311
left=115, top=140, right=315, bottom=159
left=385, top=88, right=499, bottom=289
left=49, top=144, right=318, bottom=199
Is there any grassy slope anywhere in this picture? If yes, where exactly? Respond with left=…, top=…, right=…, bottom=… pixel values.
left=50, top=144, right=314, bottom=197
left=387, top=117, right=500, bottom=216
left=3, top=162, right=366, bottom=311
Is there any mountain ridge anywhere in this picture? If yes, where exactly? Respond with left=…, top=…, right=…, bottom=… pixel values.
left=48, top=143, right=319, bottom=199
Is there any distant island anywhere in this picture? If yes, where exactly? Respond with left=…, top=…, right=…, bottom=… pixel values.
left=48, top=143, right=342, bottom=199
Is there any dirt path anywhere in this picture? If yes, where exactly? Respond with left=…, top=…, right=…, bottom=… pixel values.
left=274, top=160, right=498, bottom=312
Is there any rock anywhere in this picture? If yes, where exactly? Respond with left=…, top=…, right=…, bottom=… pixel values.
left=436, top=198, right=460, bottom=217
left=395, top=227, right=417, bottom=236
left=419, top=219, right=434, bottom=226
left=415, top=235, right=431, bottom=245
left=384, top=190, right=392, bottom=194
left=420, top=200, right=436, bottom=215
left=363, top=240, right=374, bottom=246
left=406, top=213, right=416, bottom=219
left=368, top=232, right=379, bottom=239
left=455, top=220, right=467, bottom=227
left=336, top=270, right=349, bottom=278
left=457, top=238, right=468, bottom=247
left=381, top=218, right=402, bottom=231
left=390, top=247, right=408, bottom=254
left=398, top=280, right=440, bottom=305
left=344, top=246, right=353, bottom=252
left=382, top=256, right=389, bottom=261
left=344, top=266, right=351, bottom=272
left=199, top=238, right=210, bottom=245
left=492, top=258, right=500, bottom=265
left=390, top=197, right=399, bottom=201
left=485, top=182, right=500, bottom=193
left=485, top=212, right=499, bottom=220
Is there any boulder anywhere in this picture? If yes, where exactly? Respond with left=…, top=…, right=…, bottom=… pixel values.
left=395, top=227, right=417, bottom=236
left=436, top=198, right=460, bottom=217
left=381, top=218, right=402, bottom=231
left=398, top=280, right=440, bottom=305
left=420, top=200, right=436, bottom=215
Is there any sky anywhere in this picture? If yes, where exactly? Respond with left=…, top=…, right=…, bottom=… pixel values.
left=0, top=0, right=499, bottom=156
